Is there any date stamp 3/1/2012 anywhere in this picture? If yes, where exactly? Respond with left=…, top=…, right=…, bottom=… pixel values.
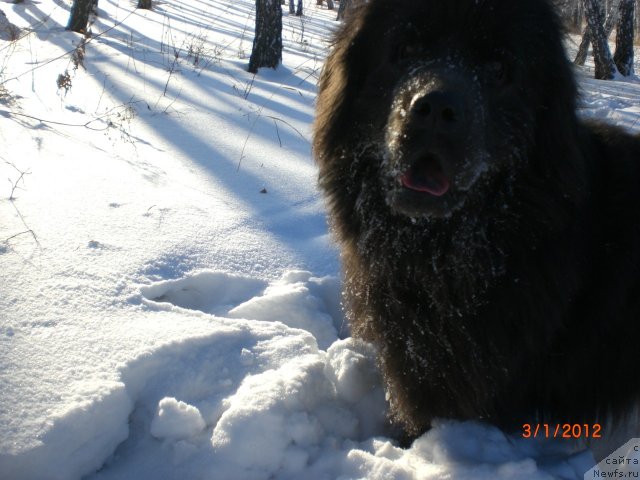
left=522, top=423, right=602, bottom=439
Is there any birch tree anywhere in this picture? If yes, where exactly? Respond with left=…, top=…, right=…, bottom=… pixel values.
left=613, top=0, right=635, bottom=76
left=248, top=0, right=283, bottom=74
left=67, top=0, right=97, bottom=33
left=582, top=0, right=617, bottom=79
left=337, top=0, right=353, bottom=20
left=575, top=0, right=618, bottom=66
left=288, top=0, right=302, bottom=16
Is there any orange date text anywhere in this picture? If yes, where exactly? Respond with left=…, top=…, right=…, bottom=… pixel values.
left=522, top=423, right=602, bottom=439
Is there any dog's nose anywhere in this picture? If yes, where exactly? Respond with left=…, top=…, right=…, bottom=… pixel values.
left=410, top=91, right=465, bottom=132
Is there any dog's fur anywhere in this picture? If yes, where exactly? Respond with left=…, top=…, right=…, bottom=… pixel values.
left=313, top=0, right=640, bottom=436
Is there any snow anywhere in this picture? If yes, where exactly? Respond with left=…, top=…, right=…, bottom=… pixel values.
left=150, top=397, right=206, bottom=441
left=0, top=1, right=638, bottom=479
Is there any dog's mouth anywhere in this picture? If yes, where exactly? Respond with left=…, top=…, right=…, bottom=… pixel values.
left=400, top=154, right=450, bottom=196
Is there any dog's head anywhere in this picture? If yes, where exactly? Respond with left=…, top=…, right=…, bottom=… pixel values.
left=314, top=0, right=578, bottom=219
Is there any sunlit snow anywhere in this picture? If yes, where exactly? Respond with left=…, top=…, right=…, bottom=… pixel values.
left=0, top=0, right=638, bottom=479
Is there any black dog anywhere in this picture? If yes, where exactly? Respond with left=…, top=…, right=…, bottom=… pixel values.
left=313, top=0, right=640, bottom=437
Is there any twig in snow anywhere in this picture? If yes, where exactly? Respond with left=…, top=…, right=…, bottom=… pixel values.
left=3, top=229, right=37, bottom=244
left=2, top=158, right=40, bottom=249
left=273, top=118, right=281, bottom=147
left=0, top=101, right=143, bottom=131
left=5, top=161, right=30, bottom=200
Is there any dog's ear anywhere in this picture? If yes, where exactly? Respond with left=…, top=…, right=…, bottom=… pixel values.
left=314, top=7, right=380, bottom=163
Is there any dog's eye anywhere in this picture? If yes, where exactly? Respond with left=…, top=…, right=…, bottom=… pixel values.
left=393, top=44, right=421, bottom=63
left=485, top=61, right=508, bottom=86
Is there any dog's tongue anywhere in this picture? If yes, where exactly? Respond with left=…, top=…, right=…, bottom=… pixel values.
left=401, top=156, right=450, bottom=196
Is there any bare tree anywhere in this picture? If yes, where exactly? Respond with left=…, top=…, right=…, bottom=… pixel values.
left=288, top=0, right=302, bottom=16
left=555, top=0, right=583, bottom=31
left=575, top=0, right=635, bottom=78
left=317, top=0, right=335, bottom=9
left=248, top=0, right=282, bottom=74
left=67, top=0, right=97, bottom=33
left=613, top=0, right=635, bottom=75
left=582, top=0, right=617, bottom=79
left=337, top=0, right=353, bottom=20
left=570, top=0, right=583, bottom=30
left=575, top=0, right=618, bottom=66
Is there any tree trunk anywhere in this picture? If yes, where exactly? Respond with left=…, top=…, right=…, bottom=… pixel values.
left=317, top=0, right=334, bottom=9
left=613, top=0, right=635, bottom=76
left=571, top=0, right=583, bottom=31
left=582, top=0, right=617, bottom=79
left=248, top=0, right=282, bottom=74
left=67, top=0, right=98, bottom=33
left=337, top=0, right=352, bottom=20
left=574, top=26, right=591, bottom=65
left=288, top=0, right=302, bottom=15
left=575, top=0, right=619, bottom=66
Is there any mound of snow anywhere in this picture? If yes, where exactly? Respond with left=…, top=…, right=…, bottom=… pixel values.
left=228, top=271, right=343, bottom=349
left=143, top=270, right=345, bottom=349
left=150, top=397, right=206, bottom=441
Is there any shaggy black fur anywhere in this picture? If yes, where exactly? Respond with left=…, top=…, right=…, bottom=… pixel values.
left=313, top=0, right=640, bottom=436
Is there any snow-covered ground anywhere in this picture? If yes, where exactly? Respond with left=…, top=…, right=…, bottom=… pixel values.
left=0, top=1, right=638, bottom=479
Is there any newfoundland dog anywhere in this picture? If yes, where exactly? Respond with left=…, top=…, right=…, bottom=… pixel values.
left=313, top=0, right=640, bottom=438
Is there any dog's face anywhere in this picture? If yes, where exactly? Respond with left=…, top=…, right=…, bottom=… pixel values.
left=382, top=46, right=511, bottom=218
left=316, top=0, right=576, bottom=219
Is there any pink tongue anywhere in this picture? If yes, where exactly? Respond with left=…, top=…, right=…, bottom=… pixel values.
left=401, top=171, right=450, bottom=196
